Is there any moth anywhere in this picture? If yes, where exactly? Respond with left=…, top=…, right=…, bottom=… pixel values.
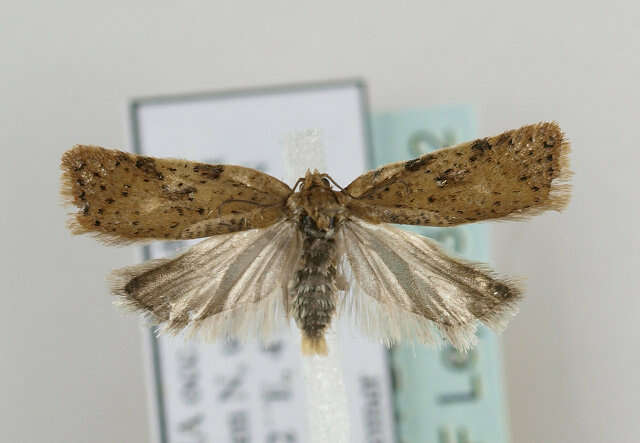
left=61, top=122, right=571, bottom=355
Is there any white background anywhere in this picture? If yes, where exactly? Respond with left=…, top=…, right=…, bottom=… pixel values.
left=1, top=2, right=638, bottom=442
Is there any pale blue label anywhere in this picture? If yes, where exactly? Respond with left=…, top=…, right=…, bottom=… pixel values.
left=371, top=107, right=510, bottom=443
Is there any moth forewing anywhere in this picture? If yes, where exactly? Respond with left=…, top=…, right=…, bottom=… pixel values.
left=345, top=121, right=571, bottom=227
left=60, top=145, right=291, bottom=244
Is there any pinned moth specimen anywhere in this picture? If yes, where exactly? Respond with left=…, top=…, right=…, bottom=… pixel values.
left=61, top=122, right=571, bottom=355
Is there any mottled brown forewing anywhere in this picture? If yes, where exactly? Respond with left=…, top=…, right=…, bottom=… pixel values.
left=61, top=146, right=291, bottom=243
left=345, top=122, right=571, bottom=226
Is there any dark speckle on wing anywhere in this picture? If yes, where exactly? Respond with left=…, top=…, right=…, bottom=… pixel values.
left=193, top=164, right=224, bottom=180
left=471, top=138, right=492, bottom=152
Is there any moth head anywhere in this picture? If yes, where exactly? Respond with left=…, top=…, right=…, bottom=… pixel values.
left=296, top=170, right=342, bottom=192
left=297, top=170, right=330, bottom=191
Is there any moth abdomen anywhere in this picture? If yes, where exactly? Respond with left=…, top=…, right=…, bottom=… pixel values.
left=292, top=215, right=338, bottom=355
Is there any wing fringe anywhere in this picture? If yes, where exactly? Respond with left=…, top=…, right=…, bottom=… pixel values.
left=500, top=123, right=572, bottom=221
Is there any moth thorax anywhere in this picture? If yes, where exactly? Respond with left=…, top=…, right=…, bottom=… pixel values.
left=293, top=215, right=338, bottom=355
left=297, top=176, right=344, bottom=231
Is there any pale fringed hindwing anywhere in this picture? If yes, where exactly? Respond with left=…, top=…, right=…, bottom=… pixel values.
left=61, top=121, right=571, bottom=354
left=108, top=219, right=302, bottom=342
left=336, top=219, right=523, bottom=351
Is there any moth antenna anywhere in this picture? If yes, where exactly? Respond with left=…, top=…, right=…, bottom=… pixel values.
left=215, top=199, right=280, bottom=216
left=354, top=177, right=410, bottom=200
left=319, top=173, right=345, bottom=192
